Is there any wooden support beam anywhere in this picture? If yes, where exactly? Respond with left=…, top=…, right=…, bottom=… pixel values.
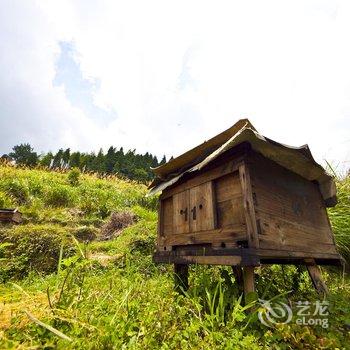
left=305, top=259, right=329, bottom=295
left=231, top=266, right=244, bottom=295
left=242, top=266, right=255, bottom=303
left=174, top=264, right=189, bottom=294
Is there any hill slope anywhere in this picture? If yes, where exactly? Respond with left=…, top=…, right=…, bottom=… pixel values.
left=0, top=164, right=349, bottom=349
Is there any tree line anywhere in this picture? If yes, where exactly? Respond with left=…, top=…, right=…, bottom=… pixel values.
left=2, top=143, right=167, bottom=183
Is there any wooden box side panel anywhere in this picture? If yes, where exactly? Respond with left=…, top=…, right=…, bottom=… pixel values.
left=214, top=171, right=246, bottom=233
left=249, top=154, right=337, bottom=254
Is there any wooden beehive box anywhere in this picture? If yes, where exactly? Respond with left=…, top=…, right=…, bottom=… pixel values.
left=0, top=208, right=22, bottom=224
left=149, top=119, right=341, bottom=295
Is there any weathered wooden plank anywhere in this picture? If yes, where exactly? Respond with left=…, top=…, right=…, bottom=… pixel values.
left=249, top=152, right=329, bottom=211
left=216, top=197, right=245, bottom=229
left=215, top=172, right=242, bottom=202
left=248, top=152, right=336, bottom=255
left=259, top=237, right=338, bottom=254
left=159, top=227, right=247, bottom=247
left=243, top=267, right=255, bottom=298
left=305, top=259, right=329, bottom=295
left=0, top=209, right=22, bottom=224
left=177, top=255, right=243, bottom=265
left=254, top=248, right=340, bottom=260
left=189, top=181, right=216, bottom=232
left=161, top=197, right=173, bottom=236
left=173, top=190, right=190, bottom=234
left=160, top=157, right=245, bottom=200
left=253, top=185, right=330, bottom=229
left=153, top=247, right=340, bottom=265
left=239, top=163, right=259, bottom=248
left=256, top=212, right=334, bottom=244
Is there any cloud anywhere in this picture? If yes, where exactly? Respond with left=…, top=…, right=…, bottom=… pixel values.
left=0, top=0, right=349, bottom=171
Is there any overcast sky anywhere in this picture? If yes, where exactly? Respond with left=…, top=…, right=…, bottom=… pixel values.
left=0, top=0, right=349, bottom=171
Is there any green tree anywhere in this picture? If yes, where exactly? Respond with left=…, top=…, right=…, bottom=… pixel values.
left=105, top=146, right=116, bottom=173
left=40, top=152, right=53, bottom=167
left=62, top=148, right=71, bottom=166
left=9, top=143, right=38, bottom=166
left=160, top=155, right=167, bottom=165
left=91, top=149, right=105, bottom=173
left=52, top=149, right=64, bottom=168
left=70, top=152, right=81, bottom=168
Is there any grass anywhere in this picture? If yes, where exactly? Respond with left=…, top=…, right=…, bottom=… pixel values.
left=328, top=176, right=350, bottom=264
left=0, top=163, right=349, bottom=349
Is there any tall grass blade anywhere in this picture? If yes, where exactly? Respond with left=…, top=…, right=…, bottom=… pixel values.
left=24, top=310, right=72, bottom=342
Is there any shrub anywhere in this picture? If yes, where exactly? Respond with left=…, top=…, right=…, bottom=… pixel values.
left=45, top=185, right=73, bottom=207
left=0, top=224, right=75, bottom=281
left=73, top=226, right=98, bottom=242
left=137, top=194, right=158, bottom=211
left=0, top=191, right=12, bottom=208
left=27, top=177, right=44, bottom=196
left=67, top=167, right=81, bottom=186
left=3, top=179, right=30, bottom=204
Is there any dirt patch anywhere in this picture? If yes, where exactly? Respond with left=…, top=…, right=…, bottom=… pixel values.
left=99, top=211, right=137, bottom=240
left=89, top=253, right=121, bottom=267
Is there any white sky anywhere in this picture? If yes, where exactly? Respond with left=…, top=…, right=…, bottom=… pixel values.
left=0, top=0, right=349, bottom=171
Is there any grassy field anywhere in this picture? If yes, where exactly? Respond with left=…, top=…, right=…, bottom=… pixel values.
left=0, top=164, right=349, bottom=349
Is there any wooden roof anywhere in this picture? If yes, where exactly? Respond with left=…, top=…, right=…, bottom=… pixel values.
left=149, top=119, right=336, bottom=206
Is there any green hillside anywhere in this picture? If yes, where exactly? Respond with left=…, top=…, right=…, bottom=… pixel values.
left=0, top=164, right=349, bottom=349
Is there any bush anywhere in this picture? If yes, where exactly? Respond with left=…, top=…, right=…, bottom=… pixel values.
left=0, top=224, right=75, bottom=281
left=73, top=226, right=98, bottom=242
left=27, top=177, right=44, bottom=196
left=67, top=167, right=81, bottom=186
left=0, top=191, right=12, bottom=208
left=3, top=179, right=30, bottom=204
left=45, top=185, right=73, bottom=207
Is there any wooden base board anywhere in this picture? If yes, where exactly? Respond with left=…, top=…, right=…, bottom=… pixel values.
left=153, top=248, right=341, bottom=267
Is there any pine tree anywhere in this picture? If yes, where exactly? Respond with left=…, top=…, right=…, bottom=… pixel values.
left=105, top=146, right=116, bottom=173
left=62, top=148, right=71, bottom=167
left=52, top=149, right=64, bottom=168
left=70, top=152, right=81, bottom=168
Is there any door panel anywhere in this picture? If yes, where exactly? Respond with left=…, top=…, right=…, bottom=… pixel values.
left=161, top=197, right=173, bottom=236
left=189, top=182, right=216, bottom=232
left=173, top=190, right=190, bottom=234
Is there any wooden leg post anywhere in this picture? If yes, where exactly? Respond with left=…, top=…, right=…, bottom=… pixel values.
left=174, top=264, right=189, bottom=294
left=232, top=266, right=244, bottom=295
left=243, top=266, right=255, bottom=303
left=305, top=259, right=329, bottom=295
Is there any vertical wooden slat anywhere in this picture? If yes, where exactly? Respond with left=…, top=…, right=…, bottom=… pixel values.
left=157, top=200, right=163, bottom=236
left=157, top=200, right=163, bottom=249
left=173, top=190, right=190, bottom=234
left=239, top=163, right=259, bottom=248
left=189, top=181, right=216, bottom=232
